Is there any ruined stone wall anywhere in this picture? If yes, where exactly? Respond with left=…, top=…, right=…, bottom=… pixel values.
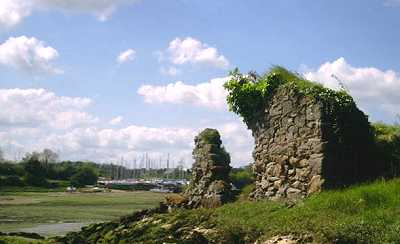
left=183, top=128, right=233, bottom=208
left=250, top=86, right=375, bottom=200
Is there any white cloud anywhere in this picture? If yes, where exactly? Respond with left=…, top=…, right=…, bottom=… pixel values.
left=0, top=87, right=195, bottom=164
left=216, top=121, right=253, bottom=166
left=160, top=37, right=230, bottom=69
left=109, top=116, right=123, bottom=125
left=142, top=57, right=400, bottom=122
left=0, top=0, right=32, bottom=28
left=160, top=66, right=180, bottom=76
left=384, top=0, right=400, bottom=7
left=304, top=57, right=400, bottom=120
left=0, top=88, right=97, bottom=129
left=0, top=124, right=196, bottom=165
left=116, top=49, right=136, bottom=64
left=0, top=36, right=61, bottom=74
left=138, top=77, right=229, bottom=109
left=32, top=122, right=251, bottom=167
left=0, top=0, right=139, bottom=28
left=53, top=126, right=195, bottom=152
left=0, top=87, right=253, bottom=166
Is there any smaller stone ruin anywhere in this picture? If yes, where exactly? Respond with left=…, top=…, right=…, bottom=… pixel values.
left=182, top=128, right=233, bottom=208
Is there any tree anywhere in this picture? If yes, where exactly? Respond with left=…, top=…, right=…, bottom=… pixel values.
left=22, top=149, right=58, bottom=164
left=23, top=155, right=48, bottom=187
left=41, top=149, right=58, bottom=164
left=56, top=163, right=77, bottom=180
left=0, top=162, right=23, bottom=176
left=39, top=149, right=58, bottom=178
left=23, top=149, right=59, bottom=179
left=0, top=148, right=4, bottom=162
left=3, top=175, right=24, bottom=186
left=70, top=167, right=98, bottom=187
left=22, top=151, right=41, bottom=162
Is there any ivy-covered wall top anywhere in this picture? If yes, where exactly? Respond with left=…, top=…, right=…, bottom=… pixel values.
left=224, top=66, right=356, bottom=127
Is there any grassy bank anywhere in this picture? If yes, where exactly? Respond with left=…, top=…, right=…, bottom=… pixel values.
left=57, top=178, right=400, bottom=243
left=0, top=191, right=166, bottom=236
left=0, top=236, right=46, bottom=244
left=212, top=178, right=400, bottom=242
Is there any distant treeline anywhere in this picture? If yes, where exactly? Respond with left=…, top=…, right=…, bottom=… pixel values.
left=0, top=149, right=191, bottom=189
left=0, top=152, right=99, bottom=188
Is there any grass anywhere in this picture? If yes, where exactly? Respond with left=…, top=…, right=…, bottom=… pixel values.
left=0, top=190, right=167, bottom=236
left=210, top=178, right=400, bottom=242
left=49, top=178, right=400, bottom=243
left=0, top=236, right=46, bottom=244
left=150, top=178, right=400, bottom=243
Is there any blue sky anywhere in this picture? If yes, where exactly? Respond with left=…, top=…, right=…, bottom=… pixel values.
left=0, top=0, right=399, bottom=167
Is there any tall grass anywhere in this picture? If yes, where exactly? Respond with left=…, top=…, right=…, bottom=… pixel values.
left=187, top=178, right=400, bottom=242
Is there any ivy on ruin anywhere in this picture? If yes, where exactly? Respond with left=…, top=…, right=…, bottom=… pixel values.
left=224, top=66, right=357, bottom=128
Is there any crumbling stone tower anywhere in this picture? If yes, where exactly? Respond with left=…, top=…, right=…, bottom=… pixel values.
left=224, top=67, right=377, bottom=200
left=183, top=128, right=233, bottom=208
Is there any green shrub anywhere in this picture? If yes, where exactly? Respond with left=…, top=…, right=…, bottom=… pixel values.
left=230, top=166, right=254, bottom=189
left=70, top=166, right=98, bottom=187
left=197, top=128, right=222, bottom=145
left=106, top=183, right=157, bottom=191
left=373, top=123, right=400, bottom=177
left=2, top=175, right=24, bottom=186
left=23, top=174, right=49, bottom=187
left=0, top=162, right=24, bottom=176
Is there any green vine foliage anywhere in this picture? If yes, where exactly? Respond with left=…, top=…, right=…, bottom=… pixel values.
left=224, top=66, right=356, bottom=127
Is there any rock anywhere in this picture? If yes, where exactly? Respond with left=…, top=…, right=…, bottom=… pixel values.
left=165, top=194, right=187, bottom=209
left=266, top=163, right=282, bottom=176
left=180, top=128, right=232, bottom=208
left=268, top=176, right=280, bottom=182
left=256, top=234, right=313, bottom=244
left=286, top=188, right=302, bottom=198
left=308, top=175, right=324, bottom=195
left=273, top=180, right=282, bottom=188
left=288, top=157, right=299, bottom=166
left=291, top=181, right=301, bottom=188
left=261, top=180, right=270, bottom=189
left=297, top=159, right=309, bottom=168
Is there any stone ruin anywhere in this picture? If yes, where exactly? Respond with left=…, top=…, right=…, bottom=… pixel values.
left=182, top=128, right=233, bottom=208
left=249, top=85, right=377, bottom=200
